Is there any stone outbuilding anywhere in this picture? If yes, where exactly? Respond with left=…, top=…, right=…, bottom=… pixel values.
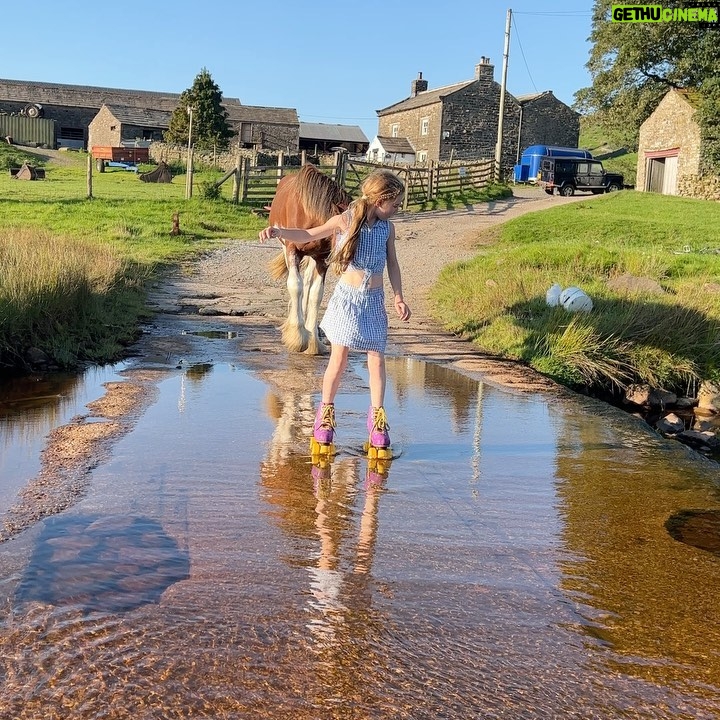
left=88, top=104, right=170, bottom=153
left=636, top=88, right=719, bottom=199
left=515, top=91, right=580, bottom=153
left=375, top=59, right=578, bottom=174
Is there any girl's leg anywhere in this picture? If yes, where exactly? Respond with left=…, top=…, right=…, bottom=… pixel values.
left=322, top=344, right=349, bottom=403
left=366, top=351, right=386, bottom=408
left=366, top=351, right=391, bottom=448
left=313, top=344, right=349, bottom=445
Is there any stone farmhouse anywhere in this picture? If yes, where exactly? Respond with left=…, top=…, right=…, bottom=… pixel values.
left=636, top=88, right=720, bottom=200
left=374, top=58, right=579, bottom=173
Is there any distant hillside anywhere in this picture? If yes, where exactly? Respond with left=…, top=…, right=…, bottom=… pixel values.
left=580, top=115, right=637, bottom=187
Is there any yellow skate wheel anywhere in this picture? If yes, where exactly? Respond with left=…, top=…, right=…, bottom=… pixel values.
left=376, top=447, right=392, bottom=460
left=367, top=445, right=378, bottom=459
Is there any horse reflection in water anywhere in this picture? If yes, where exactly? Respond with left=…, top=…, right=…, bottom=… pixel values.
left=259, top=388, right=389, bottom=671
left=267, top=164, right=352, bottom=355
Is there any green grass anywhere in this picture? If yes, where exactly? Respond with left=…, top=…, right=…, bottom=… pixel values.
left=0, top=145, right=268, bottom=369
left=430, top=191, right=720, bottom=394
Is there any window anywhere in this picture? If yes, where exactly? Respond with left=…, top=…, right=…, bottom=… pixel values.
left=391, top=124, right=399, bottom=138
left=420, top=117, right=429, bottom=136
left=417, top=151, right=427, bottom=164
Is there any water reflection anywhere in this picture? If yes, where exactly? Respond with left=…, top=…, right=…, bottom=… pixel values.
left=259, top=385, right=392, bottom=705
left=0, top=364, right=126, bottom=509
left=553, top=398, right=720, bottom=700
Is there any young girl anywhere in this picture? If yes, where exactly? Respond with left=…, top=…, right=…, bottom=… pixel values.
left=259, top=169, right=411, bottom=449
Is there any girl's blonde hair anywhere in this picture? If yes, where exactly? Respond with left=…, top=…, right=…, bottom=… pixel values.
left=331, top=170, right=405, bottom=273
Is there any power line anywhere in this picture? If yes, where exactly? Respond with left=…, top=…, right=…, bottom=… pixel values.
left=510, top=13, right=539, bottom=93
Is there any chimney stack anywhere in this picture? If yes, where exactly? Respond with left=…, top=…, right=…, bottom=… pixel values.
left=474, top=57, right=494, bottom=82
left=411, top=71, right=429, bottom=97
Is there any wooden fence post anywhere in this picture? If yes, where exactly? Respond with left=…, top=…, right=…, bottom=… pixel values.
left=86, top=153, right=93, bottom=199
left=301, top=149, right=307, bottom=166
left=402, top=168, right=409, bottom=211
left=232, top=152, right=242, bottom=204
left=277, top=151, right=284, bottom=186
left=240, top=157, right=249, bottom=203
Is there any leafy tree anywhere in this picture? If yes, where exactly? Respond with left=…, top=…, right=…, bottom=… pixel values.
left=164, top=68, right=234, bottom=152
left=575, top=0, right=720, bottom=170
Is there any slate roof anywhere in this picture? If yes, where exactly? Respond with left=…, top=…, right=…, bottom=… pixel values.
left=376, top=81, right=475, bottom=115
left=225, top=104, right=298, bottom=125
left=299, top=122, right=368, bottom=143
left=374, top=136, right=416, bottom=154
left=515, top=91, right=550, bottom=103
left=0, top=78, right=217, bottom=111
left=102, top=104, right=172, bottom=127
left=0, top=78, right=297, bottom=124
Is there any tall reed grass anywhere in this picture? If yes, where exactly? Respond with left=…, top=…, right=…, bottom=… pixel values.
left=0, top=228, right=145, bottom=368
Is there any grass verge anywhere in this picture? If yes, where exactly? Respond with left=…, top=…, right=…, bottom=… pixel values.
left=430, top=191, right=720, bottom=395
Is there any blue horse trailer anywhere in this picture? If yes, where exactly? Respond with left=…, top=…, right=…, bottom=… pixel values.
left=513, top=145, right=593, bottom=184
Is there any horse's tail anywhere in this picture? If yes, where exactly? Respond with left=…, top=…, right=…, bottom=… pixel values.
left=268, top=251, right=288, bottom=281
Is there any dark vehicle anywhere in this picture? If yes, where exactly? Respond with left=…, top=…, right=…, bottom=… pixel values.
left=539, top=157, right=624, bottom=196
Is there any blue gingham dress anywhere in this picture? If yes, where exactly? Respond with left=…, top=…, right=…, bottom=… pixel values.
left=320, top=217, right=390, bottom=352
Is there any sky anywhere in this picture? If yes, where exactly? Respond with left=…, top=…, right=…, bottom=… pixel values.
left=3, top=0, right=595, bottom=143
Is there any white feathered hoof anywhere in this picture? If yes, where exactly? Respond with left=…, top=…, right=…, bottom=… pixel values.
left=281, top=322, right=310, bottom=352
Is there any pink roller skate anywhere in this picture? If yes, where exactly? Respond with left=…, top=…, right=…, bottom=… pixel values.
left=365, top=406, right=392, bottom=460
left=310, top=402, right=336, bottom=459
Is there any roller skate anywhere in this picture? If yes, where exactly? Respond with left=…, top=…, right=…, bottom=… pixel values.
left=363, top=406, right=393, bottom=461
left=309, top=402, right=336, bottom=462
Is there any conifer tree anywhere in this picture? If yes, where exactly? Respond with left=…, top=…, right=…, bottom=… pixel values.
left=165, top=68, right=233, bottom=151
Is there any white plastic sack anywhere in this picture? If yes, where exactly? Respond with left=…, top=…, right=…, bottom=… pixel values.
left=559, top=286, right=593, bottom=313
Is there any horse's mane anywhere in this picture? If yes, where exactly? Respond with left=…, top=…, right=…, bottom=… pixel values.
left=294, top=165, right=352, bottom=225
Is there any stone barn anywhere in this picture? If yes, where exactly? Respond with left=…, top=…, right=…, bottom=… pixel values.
left=0, top=78, right=300, bottom=153
left=636, top=88, right=720, bottom=200
left=515, top=91, right=580, bottom=154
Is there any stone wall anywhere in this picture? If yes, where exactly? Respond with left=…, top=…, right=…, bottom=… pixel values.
left=518, top=93, right=579, bottom=152
left=441, top=83, right=520, bottom=170
left=677, top=174, right=720, bottom=201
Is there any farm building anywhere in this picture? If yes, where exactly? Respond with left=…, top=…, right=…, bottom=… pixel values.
left=515, top=91, right=580, bottom=153
left=376, top=59, right=578, bottom=173
left=366, top=136, right=416, bottom=165
left=636, top=88, right=720, bottom=200
left=0, top=78, right=300, bottom=152
left=89, top=105, right=170, bottom=152
left=299, top=122, right=369, bottom=155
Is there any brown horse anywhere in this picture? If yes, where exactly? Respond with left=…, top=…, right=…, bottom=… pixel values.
left=267, top=164, right=352, bottom=355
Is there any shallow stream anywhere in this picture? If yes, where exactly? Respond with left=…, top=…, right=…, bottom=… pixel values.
left=1, top=349, right=720, bottom=718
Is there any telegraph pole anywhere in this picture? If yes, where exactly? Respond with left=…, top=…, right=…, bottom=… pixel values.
left=494, top=8, right=511, bottom=182
left=185, top=106, right=194, bottom=199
